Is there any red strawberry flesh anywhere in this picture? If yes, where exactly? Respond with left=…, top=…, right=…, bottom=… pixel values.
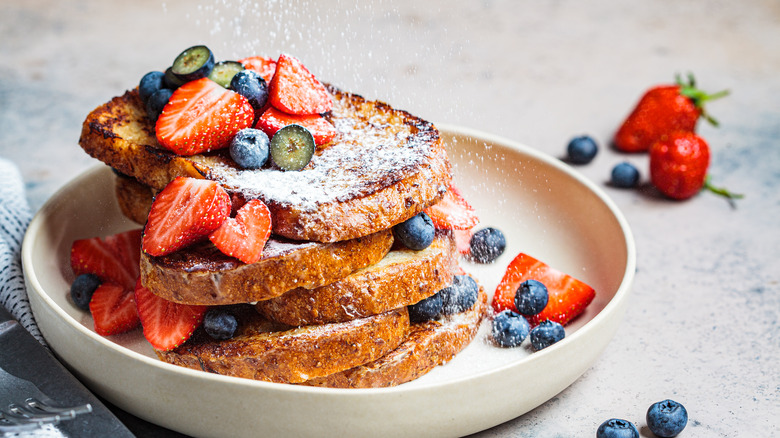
left=256, top=107, right=336, bottom=146
left=268, top=54, right=332, bottom=115
left=134, top=279, right=207, bottom=351
left=209, top=199, right=272, bottom=264
left=89, top=282, right=141, bottom=336
left=424, top=185, right=480, bottom=230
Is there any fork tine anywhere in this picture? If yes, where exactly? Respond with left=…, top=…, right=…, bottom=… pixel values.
left=2, top=403, right=62, bottom=424
left=26, top=398, right=93, bottom=417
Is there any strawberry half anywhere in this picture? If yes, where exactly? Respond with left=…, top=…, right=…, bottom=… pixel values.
left=89, top=282, right=141, bottom=336
left=134, top=279, right=207, bottom=351
left=155, top=77, right=254, bottom=156
left=268, top=54, right=332, bottom=115
left=209, top=199, right=272, bottom=264
left=492, top=252, right=595, bottom=327
left=256, top=107, right=336, bottom=146
left=70, top=229, right=143, bottom=291
left=453, top=228, right=474, bottom=255
left=142, top=177, right=231, bottom=257
left=239, top=55, right=277, bottom=83
left=424, top=186, right=480, bottom=230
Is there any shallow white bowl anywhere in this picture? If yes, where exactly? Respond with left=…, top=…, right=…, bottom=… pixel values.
left=22, top=125, right=635, bottom=438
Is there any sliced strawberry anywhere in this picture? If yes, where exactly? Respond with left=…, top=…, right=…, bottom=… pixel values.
left=70, top=229, right=143, bottom=290
left=89, top=282, right=140, bottom=336
left=492, top=253, right=595, bottom=327
left=155, top=77, right=254, bottom=156
left=142, top=177, right=231, bottom=257
left=424, top=186, right=480, bottom=230
left=268, top=54, right=332, bottom=115
left=239, top=55, right=277, bottom=83
left=453, top=228, right=474, bottom=255
left=256, top=107, right=336, bottom=146
left=209, top=199, right=272, bottom=264
left=134, top=279, right=207, bottom=351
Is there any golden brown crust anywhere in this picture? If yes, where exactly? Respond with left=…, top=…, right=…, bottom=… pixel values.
left=156, top=306, right=410, bottom=384
left=114, top=175, right=155, bottom=225
left=140, top=229, right=394, bottom=306
left=80, top=86, right=452, bottom=242
left=302, top=285, right=488, bottom=388
left=256, top=231, right=457, bottom=325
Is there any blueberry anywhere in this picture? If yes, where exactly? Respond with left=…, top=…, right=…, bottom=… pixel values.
left=611, top=162, right=640, bottom=188
left=230, top=70, right=269, bottom=112
left=203, top=308, right=238, bottom=340
left=596, top=418, right=640, bottom=438
left=269, top=124, right=316, bottom=171
left=529, top=320, right=565, bottom=350
left=491, top=310, right=530, bottom=347
left=171, top=45, right=215, bottom=82
left=646, top=399, right=688, bottom=437
left=566, top=135, right=599, bottom=164
left=70, top=273, right=101, bottom=311
left=145, top=88, right=174, bottom=122
left=408, top=292, right=444, bottom=323
left=139, top=71, right=166, bottom=104
left=469, top=227, right=506, bottom=263
left=514, top=279, right=548, bottom=316
left=440, top=275, right=479, bottom=315
left=393, top=212, right=435, bottom=250
left=230, top=128, right=270, bottom=169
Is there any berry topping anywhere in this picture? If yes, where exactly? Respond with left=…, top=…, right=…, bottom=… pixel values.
left=142, top=177, right=231, bottom=257
left=453, top=228, right=474, bottom=256
left=469, top=227, right=506, bottom=263
left=596, top=418, right=640, bottom=438
left=239, top=55, right=277, bottom=83
left=230, top=69, right=269, bottom=114
left=566, top=135, right=598, bottom=164
left=407, top=292, right=444, bottom=323
left=268, top=54, right=332, bottom=115
left=171, top=45, right=215, bottom=83
left=208, top=60, right=245, bottom=88
left=202, top=308, right=238, bottom=340
left=610, top=162, right=640, bottom=188
left=646, top=400, right=688, bottom=437
left=89, top=282, right=141, bottom=336
left=529, top=320, right=565, bottom=350
left=230, top=128, right=270, bottom=170
left=138, top=71, right=166, bottom=104
left=514, top=279, right=549, bottom=316
left=440, top=274, right=479, bottom=315
left=164, top=66, right=186, bottom=90
left=424, top=185, right=479, bottom=230
left=209, top=199, right=272, bottom=264
left=393, top=212, right=435, bottom=251
left=269, top=123, right=316, bottom=171
left=256, top=107, right=336, bottom=146
left=134, top=279, right=208, bottom=351
left=70, top=229, right=143, bottom=291
left=145, top=88, right=174, bottom=123
left=491, top=310, right=530, bottom=348
left=492, top=253, right=595, bottom=327
left=649, top=131, right=710, bottom=200
left=155, top=77, right=254, bottom=156
left=70, top=273, right=101, bottom=311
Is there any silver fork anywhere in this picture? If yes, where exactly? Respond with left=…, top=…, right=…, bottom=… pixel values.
left=0, top=365, right=92, bottom=433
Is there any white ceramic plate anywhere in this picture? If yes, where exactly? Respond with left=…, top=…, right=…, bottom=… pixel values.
left=22, top=125, right=635, bottom=438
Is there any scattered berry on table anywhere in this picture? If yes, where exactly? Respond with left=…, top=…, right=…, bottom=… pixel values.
left=566, top=135, right=599, bottom=164
left=469, top=227, right=506, bottom=263
left=203, top=308, right=239, bottom=340
left=70, top=273, right=101, bottom=311
left=596, top=418, right=640, bottom=438
left=514, top=279, right=549, bottom=316
left=408, top=292, right=444, bottom=323
left=610, top=162, right=640, bottom=188
left=529, top=320, right=565, bottom=350
left=440, top=274, right=479, bottom=315
left=393, top=212, right=435, bottom=251
left=138, top=71, right=166, bottom=104
left=230, top=128, right=270, bottom=170
left=491, top=310, right=530, bottom=347
left=646, top=399, right=688, bottom=437
left=649, top=131, right=710, bottom=200
left=269, top=123, right=316, bottom=171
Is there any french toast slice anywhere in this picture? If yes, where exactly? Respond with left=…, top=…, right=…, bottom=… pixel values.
left=156, top=305, right=410, bottom=384
left=113, top=175, right=396, bottom=305
left=303, top=284, right=488, bottom=388
left=80, top=85, right=452, bottom=242
left=256, top=231, right=458, bottom=325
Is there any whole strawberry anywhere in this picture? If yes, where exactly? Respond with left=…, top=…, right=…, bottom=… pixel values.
left=614, top=74, right=728, bottom=153
left=649, top=131, right=710, bottom=200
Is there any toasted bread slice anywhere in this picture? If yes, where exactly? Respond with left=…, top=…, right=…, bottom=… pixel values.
left=114, top=173, right=155, bottom=224
left=256, top=231, right=457, bottom=325
left=156, top=305, right=410, bottom=384
left=303, top=283, right=488, bottom=388
left=80, top=85, right=452, bottom=242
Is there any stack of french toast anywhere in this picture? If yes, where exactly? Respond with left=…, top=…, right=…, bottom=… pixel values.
left=76, top=49, right=487, bottom=387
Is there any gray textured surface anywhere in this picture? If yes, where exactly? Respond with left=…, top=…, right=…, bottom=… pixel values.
left=1, top=0, right=778, bottom=436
